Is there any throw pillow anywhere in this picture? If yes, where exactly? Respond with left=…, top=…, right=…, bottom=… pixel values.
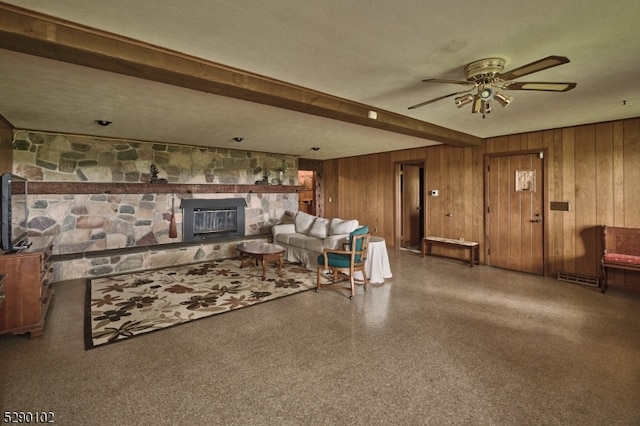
left=308, top=218, right=329, bottom=239
left=329, top=218, right=359, bottom=235
left=278, top=210, right=296, bottom=225
left=294, top=211, right=317, bottom=234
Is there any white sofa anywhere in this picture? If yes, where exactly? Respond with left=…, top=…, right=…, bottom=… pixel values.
left=272, top=211, right=359, bottom=269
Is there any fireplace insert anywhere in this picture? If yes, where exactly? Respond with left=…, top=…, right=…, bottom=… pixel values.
left=181, top=198, right=246, bottom=242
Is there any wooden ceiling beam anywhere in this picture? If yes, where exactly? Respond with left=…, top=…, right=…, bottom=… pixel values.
left=0, top=3, right=482, bottom=147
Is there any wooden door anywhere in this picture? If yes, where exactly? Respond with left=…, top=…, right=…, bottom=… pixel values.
left=402, top=165, right=421, bottom=248
left=486, top=152, right=544, bottom=274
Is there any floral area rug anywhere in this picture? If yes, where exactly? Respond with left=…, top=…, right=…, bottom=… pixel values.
left=85, top=258, right=314, bottom=349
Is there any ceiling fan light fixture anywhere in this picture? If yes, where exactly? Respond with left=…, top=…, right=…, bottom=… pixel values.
left=479, top=86, right=494, bottom=100
left=481, top=100, right=492, bottom=115
left=454, top=94, right=474, bottom=108
left=471, top=95, right=482, bottom=113
left=494, top=91, right=513, bottom=108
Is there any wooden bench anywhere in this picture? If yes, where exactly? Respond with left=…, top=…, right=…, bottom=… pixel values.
left=421, top=236, right=480, bottom=267
left=601, top=226, right=640, bottom=293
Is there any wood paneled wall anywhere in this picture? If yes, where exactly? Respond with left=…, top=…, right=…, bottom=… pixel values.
left=0, top=115, right=13, bottom=173
left=323, top=117, right=640, bottom=293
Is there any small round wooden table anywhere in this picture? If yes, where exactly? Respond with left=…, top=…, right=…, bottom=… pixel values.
left=236, top=242, right=286, bottom=280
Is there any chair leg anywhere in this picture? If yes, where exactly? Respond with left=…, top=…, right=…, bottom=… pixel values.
left=601, top=266, right=608, bottom=294
left=349, top=274, right=355, bottom=299
left=362, top=269, right=369, bottom=290
left=317, top=266, right=357, bottom=299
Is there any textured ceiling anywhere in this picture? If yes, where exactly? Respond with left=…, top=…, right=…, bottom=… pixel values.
left=0, top=0, right=639, bottom=160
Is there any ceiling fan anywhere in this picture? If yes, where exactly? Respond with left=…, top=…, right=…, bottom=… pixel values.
left=408, top=55, right=577, bottom=118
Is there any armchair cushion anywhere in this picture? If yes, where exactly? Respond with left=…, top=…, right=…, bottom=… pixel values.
left=318, top=252, right=352, bottom=269
left=603, top=253, right=640, bottom=266
left=308, top=217, right=329, bottom=239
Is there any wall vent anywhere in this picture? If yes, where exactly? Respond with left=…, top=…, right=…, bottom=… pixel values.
left=557, top=272, right=600, bottom=287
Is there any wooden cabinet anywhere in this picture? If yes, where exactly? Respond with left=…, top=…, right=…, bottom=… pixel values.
left=0, top=237, right=54, bottom=338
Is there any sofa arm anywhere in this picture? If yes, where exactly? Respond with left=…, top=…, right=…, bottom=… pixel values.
left=272, top=223, right=296, bottom=237
left=324, top=234, right=350, bottom=250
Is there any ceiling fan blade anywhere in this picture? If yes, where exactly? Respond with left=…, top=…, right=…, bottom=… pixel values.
left=505, top=81, right=577, bottom=92
left=408, top=90, right=473, bottom=110
left=500, top=56, right=570, bottom=81
left=422, top=78, right=474, bottom=86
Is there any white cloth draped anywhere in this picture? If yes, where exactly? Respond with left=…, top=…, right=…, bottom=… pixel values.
left=356, top=236, right=392, bottom=284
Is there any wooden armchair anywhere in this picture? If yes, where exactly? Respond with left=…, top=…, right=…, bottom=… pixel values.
left=316, top=227, right=370, bottom=299
left=601, top=225, right=640, bottom=293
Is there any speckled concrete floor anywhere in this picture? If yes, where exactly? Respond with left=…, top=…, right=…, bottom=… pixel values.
left=1, top=249, right=639, bottom=425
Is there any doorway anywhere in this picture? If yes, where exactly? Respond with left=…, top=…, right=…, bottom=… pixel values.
left=485, top=151, right=545, bottom=274
left=397, top=163, right=425, bottom=251
left=297, top=170, right=315, bottom=215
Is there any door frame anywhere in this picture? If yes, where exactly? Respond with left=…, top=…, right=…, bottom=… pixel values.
left=394, top=160, right=427, bottom=250
left=484, top=149, right=547, bottom=274
left=297, top=169, right=316, bottom=216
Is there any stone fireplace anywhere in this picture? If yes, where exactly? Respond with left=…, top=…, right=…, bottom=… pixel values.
left=12, top=130, right=301, bottom=281
left=181, top=198, right=246, bottom=242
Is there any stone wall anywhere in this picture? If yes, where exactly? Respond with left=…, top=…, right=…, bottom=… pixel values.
left=11, top=130, right=299, bottom=280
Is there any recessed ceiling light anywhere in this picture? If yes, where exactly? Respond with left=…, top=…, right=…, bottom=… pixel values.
left=95, top=120, right=112, bottom=126
left=311, top=147, right=320, bottom=151
left=233, top=137, right=244, bottom=142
